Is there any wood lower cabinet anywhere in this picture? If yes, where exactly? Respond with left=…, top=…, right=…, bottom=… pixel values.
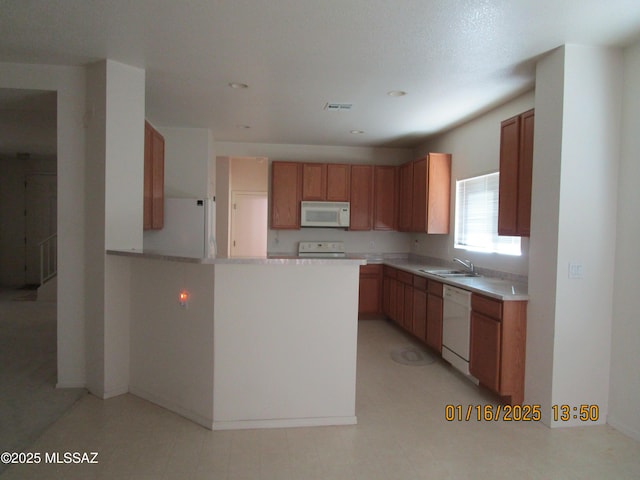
left=144, top=121, right=164, bottom=230
left=426, top=280, right=443, bottom=353
left=358, top=264, right=382, bottom=315
left=498, top=109, right=534, bottom=237
left=373, top=166, right=397, bottom=230
left=469, top=293, right=527, bottom=405
left=412, top=276, right=427, bottom=341
left=271, top=161, right=302, bottom=229
left=350, top=165, right=373, bottom=230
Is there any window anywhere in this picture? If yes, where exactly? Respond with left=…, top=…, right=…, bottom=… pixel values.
left=455, top=172, right=521, bottom=256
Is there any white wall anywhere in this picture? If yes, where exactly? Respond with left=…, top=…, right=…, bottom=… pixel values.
left=609, top=39, right=640, bottom=441
left=216, top=141, right=413, bottom=256
left=128, top=257, right=215, bottom=428
left=157, top=126, right=212, bottom=199
left=85, top=59, right=145, bottom=397
left=411, top=91, right=535, bottom=276
left=528, top=45, right=621, bottom=426
left=0, top=62, right=87, bottom=388
left=213, top=263, right=359, bottom=429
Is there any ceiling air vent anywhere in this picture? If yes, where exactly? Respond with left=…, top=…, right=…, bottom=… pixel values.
left=324, top=103, right=353, bottom=111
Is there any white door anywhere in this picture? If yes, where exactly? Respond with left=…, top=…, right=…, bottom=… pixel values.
left=230, top=192, right=267, bottom=258
left=25, top=174, right=57, bottom=285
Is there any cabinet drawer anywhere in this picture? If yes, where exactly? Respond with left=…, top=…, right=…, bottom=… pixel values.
left=383, top=266, right=397, bottom=278
left=472, top=294, right=503, bottom=320
left=360, top=264, right=381, bottom=275
left=397, top=270, right=413, bottom=285
left=427, top=280, right=443, bottom=297
left=413, top=275, right=427, bottom=291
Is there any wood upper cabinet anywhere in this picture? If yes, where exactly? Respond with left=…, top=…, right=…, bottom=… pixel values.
left=144, top=121, right=164, bottom=230
left=358, top=264, right=382, bottom=316
left=398, top=161, right=413, bottom=231
left=302, top=163, right=326, bottom=200
left=373, top=166, right=397, bottom=230
left=326, top=164, right=350, bottom=201
left=271, top=161, right=302, bottom=229
left=350, top=165, right=373, bottom=230
left=302, top=163, right=350, bottom=201
left=426, top=280, right=443, bottom=353
left=498, top=109, right=534, bottom=237
left=411, top=153, right=451, bottom=234
left=469, top=294, right=527, bottom=405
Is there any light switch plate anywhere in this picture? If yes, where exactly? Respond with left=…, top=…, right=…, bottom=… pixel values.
left=568, top=262, right=584, bottom=279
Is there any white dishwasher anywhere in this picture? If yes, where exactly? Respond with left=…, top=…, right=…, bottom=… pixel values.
left=442, top=285, right=477, bottom=382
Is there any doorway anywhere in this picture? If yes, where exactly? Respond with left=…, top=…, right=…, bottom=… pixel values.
left=25, top=173, right=57, bottom=285
left=228, top=157, right=269, bottom=258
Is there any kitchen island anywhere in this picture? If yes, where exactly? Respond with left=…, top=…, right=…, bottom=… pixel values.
left=106, top=250, right=365, bottom=430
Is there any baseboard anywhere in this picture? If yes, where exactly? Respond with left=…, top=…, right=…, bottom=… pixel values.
left=129, top=386, right=213, bottom=430
left=607, top=416, right=640, bottom=442
left=56, top=382, right=86, bottom=389
left=213, top=415, right=358, bottom=431
left=102, top=385, right=129, bottom=399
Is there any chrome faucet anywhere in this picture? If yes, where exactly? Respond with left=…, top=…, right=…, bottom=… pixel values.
left=453, top=257, right=475, bottom=274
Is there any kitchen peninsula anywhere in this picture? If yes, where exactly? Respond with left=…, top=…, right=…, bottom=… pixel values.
left=106, top=250, right=364, bottom=430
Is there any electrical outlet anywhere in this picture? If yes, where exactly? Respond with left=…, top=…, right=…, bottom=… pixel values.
left=369, top=240, right=375, bottom=250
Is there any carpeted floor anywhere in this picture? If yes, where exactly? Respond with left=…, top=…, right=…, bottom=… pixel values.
left=0, top=292, right=86, bottom=474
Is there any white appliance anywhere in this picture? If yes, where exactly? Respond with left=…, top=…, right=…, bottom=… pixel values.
left=297, top=241, right=346, bottom=258
left=143, top=198, right=216, bottom=258
left=442, top=285, right=477, bottom=382
left=300, top=201, right=350, bottom=228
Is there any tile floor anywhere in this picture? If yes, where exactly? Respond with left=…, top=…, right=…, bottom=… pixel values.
left=2, top=319, right=640, bottom=479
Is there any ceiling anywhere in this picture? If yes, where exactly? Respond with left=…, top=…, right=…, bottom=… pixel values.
left=2, top=0, right=640, bottom=154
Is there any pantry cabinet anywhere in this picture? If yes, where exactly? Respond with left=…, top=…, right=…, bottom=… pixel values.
left=350, top=165, right=373, bottom=230
left=469, top=293, right=527, bottom=405
left=498, top=109, right=534, bottom=237
left=144, top=121, right=164, bottom=230
left=271, top=161, right=302, bottom=229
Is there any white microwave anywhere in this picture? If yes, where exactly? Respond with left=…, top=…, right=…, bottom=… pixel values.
left=300, top=201, right=350, bottom=228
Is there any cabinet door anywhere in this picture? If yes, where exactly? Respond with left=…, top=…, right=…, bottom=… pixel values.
left=143, top=122, right=153, bottom=230
left=271, top=162, right=302, bottom=229
left=382, top=275, right=391, bottom=318
left=426, top=293, right=443, bottom=353
left=411, top=157, right=427, bottom=232
left=144, top=121, right=164, bottom=230
left=302, top=163, right=327, bottom=200
left=403, top=282, right=413, bottom=331
left=412, top=288, right=427, bottom=341
left=326, top=164, right=350, bottom=201
left=373, top=166, right=397, bottom=230
left=498, top=115, right=521, bottom=236
left=517, top=110, right=534, bottom=236
left=398, top=161, right=413, bottom=231
left=469, top=312, right=501, bottom=392
left=358, top=264, right=381, bottom=315
left=350, top=165, right=373, bottom=230
left=426, top=153, right=451, bottom=234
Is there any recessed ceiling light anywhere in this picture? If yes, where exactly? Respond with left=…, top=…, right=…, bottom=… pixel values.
left=236, top=124, right=251, bottom=129
left=387, top=90, right=407, bottom=97
left=229, top=82, right=249, bottom=89
left=350, top=130, right=365, bottom=135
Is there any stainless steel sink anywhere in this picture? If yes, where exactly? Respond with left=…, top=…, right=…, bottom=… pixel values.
left=419, top=269, right=480, bottom=278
